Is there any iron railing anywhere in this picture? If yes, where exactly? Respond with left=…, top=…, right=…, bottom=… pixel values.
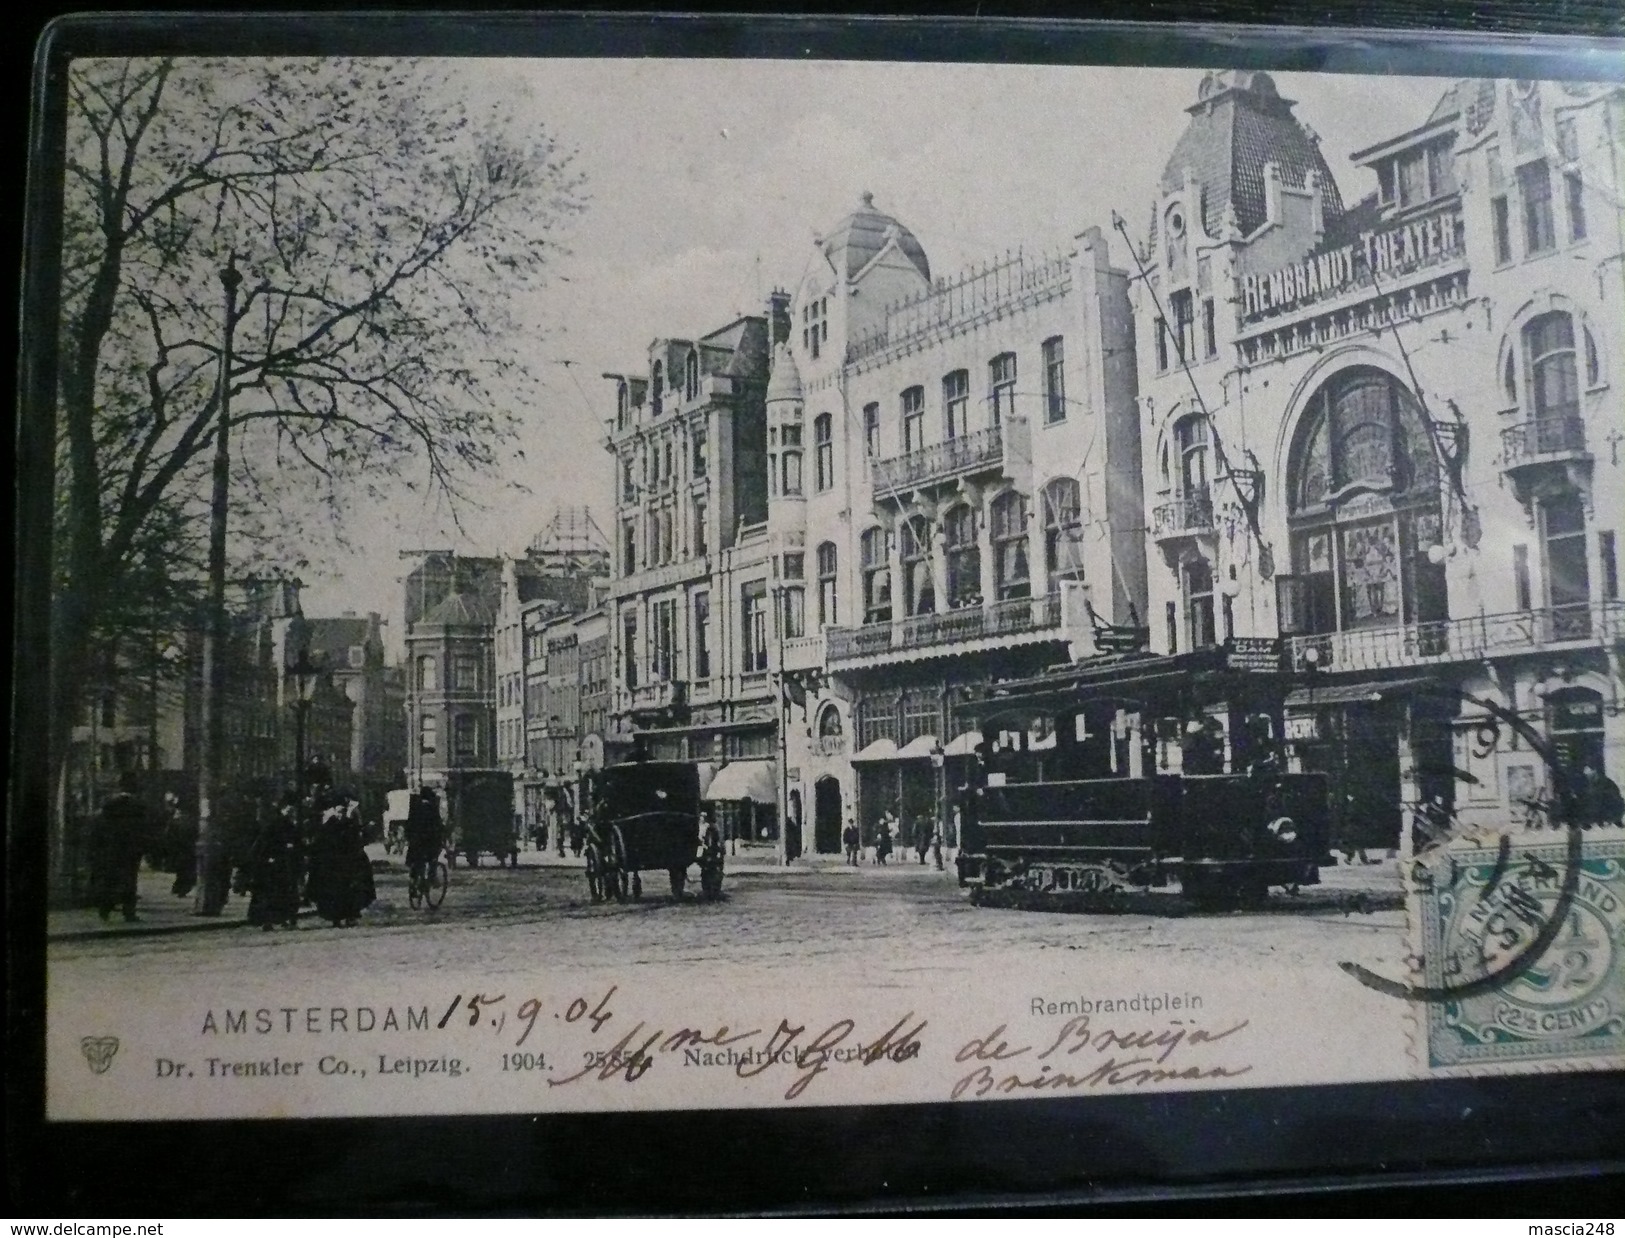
left=827, top=593, right=1064, bottom=663
left=1286, top=600, right=1622, bottom=673
left=1501, top=414, right=1587, bottom=466
left=872, top=425, right=1004, bottom=498
left=1152, top=488, right=1215, bottom=538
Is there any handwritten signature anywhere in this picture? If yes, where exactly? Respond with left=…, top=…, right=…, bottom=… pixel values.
left=949, top=1015, right=1252, bottom=1099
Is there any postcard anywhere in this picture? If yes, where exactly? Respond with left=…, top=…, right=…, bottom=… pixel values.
left=30, top=34, right=1625, bottom=1124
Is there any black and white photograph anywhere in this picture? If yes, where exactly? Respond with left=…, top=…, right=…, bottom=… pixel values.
left=22, top=23, right=1625, bottom=1133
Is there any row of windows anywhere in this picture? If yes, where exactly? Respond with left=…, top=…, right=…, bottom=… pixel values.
left=414, top=653, right=484, bottom=693
left=418, top=713, right=481, bottom=758
left=622, top=496, right=709, bottom=574
left=647, top=352, right=703, bottom=417
left=1488, top=146, right=1586, bottom=267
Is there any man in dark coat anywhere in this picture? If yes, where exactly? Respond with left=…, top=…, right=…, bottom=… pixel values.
left=405, top=789, right=445, bottom=894
left=92, top=772, right=153, bottom=922
left=247, top=790, right=304, bottom=930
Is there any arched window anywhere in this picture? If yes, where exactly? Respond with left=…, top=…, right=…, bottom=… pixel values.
left=685, top=350, right=699, bottom=401
left=1284, top=367, right=1445, bottom=636
left=417, top=655, right=437, bottom=692
left=1174, top=414, right=1210, bottom=500
left=818, top=703, right=844, bottom=737
left=814, top=413, right=834, bottom=492
left=861, top=527, right=892, bottom=624
left=901, top=515, right=936, bottom=616
left=1041, top=477, right=1084, bottom=591
left=817, top=541, right=838, bottom=626
left=944, top=504, right=981, bottom=608
left=991, top=491, right=1030, bottom=601
left=1525, top=311, right=1579, bottom=441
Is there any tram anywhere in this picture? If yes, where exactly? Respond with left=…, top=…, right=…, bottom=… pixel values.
left=954, top=645, right=1330, bottom=908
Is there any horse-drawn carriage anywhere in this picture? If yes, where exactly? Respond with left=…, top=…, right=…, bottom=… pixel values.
left=441, top=768, right=518, bottom=868
left=579, top=761, right=724, bottom=901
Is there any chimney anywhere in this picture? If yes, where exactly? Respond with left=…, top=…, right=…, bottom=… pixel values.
left=768, top=289, right=792, bottom=347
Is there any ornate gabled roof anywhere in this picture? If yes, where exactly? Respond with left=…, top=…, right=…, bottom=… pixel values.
left=765, top=341, right=802, bottom=404
left=818, top=192, right=930, bottom=282
left=417, top=590, right=494, bottom=628
left=1156, top=70, right=1345, bottom=242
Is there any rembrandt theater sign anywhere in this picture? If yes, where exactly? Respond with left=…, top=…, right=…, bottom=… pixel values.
left=1240, top=206, right=1464, bottom=323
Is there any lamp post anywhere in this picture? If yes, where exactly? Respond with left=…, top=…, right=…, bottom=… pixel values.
left=568, top=756, right=583, bottom=856
left=929, top=740, right=946, bottom=871
left=194, top=254, right=244, bottom=917
left=288, top=647, right=320, bottom=801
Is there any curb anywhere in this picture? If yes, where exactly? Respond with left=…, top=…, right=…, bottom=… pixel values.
left=49, top=908, right=321, bottom=945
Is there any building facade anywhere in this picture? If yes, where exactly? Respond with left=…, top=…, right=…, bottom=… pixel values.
left=403, top=590, right=495, bottom=789
left=775, top=196, right=1148, bottom=856
left=603, top=310, right=781, bottom=845
left=1133, top=71, right=1623, bottom=852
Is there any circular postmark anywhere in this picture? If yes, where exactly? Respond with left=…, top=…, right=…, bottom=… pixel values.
left=1338, top=679, right=1594, bottom=1008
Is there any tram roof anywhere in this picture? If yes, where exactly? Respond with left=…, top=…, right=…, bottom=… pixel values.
left=961, top=648, right=1232, bottom=717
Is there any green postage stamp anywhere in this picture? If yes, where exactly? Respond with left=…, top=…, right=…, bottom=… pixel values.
left=1416, top=833, right=1625, bottom=1070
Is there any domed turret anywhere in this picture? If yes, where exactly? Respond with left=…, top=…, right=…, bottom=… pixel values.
left=817, top=191, right=930, bottom=282
left=1154, top=70, right=1345, bottom=244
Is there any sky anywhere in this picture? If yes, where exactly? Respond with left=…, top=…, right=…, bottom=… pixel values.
left=293, top=58, right=1454, bottom=652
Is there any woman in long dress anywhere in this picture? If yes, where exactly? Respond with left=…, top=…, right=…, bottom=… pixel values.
left=247, top=792, right=303, bottom=930
left=307, top=791, right=375, bottom=927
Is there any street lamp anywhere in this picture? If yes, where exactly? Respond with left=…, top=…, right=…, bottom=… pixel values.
left=566, top=756, right=584, bottom=857
left=288, top=647, right=321, bottom=801
left=929, top=740, right=946, bottom=871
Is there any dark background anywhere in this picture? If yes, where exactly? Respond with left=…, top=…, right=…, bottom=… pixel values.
left=9, top=1, right=1625, bottom=1218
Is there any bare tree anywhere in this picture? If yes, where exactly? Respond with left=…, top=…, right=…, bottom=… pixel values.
left=51, top=56, right=585, bottom=850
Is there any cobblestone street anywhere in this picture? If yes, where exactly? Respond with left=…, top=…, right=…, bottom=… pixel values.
left=49, top=852, right=1407, bottom=988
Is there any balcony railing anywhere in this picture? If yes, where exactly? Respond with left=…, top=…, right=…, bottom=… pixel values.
left=1285, top=600, right=1623, bottom=674
left=872, top=425, right=1003, bottom=499
left=827, top=593, right=1063, bottom=663
left=1152, top=489, right=1215, bottom=538
left=616, top=679, right=685, bottom=713
left=1502, top=415, right=1588, bottom=467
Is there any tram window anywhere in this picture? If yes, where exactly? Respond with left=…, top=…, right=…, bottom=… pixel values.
left=1028, top=716, right=1057, bottom=750
left=1074, top=713, right=1088, bottom=742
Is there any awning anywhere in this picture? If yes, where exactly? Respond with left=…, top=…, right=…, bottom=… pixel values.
left=703, top=760, right=777, bottom=803
left=897, top=734, right=940, bottom=760
left=694, top=760, right=720, bottom=800
left=943, top=730, right=983, bottom=756
left=852, top=737, right=900, bottom=763
left=1285, top=676, right=1441, bottom=708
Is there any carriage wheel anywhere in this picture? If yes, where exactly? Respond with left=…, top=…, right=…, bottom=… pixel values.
left=608, top=827, right=630, bottom=904
left=669, top=867, right=687, bottom=899
left=426, top=860, right=448, bottom=910
left=584, top=844, right=605, bottom=903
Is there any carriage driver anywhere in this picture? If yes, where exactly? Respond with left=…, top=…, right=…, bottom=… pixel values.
left=405, top=788, right=444, bottom=888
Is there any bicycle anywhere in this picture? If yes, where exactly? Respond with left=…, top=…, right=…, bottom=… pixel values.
left=407, top=850, right=449, bottom=910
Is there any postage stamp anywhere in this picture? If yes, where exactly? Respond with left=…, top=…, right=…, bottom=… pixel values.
left=1415, top=833, right=1625, bottom=1069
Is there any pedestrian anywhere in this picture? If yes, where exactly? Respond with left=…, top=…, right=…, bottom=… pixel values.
left=875, top=815, right=893, bottom=866
left=247, top=790, right=303, bottom=930
left=842, top=818, right=861, bottom=866
left=165, top=791, right=198, bottom=898
left=91, top=771, right=154, bottom=922
left=1577, top=761, right=1624, bottom=828
left=914, top=815, right=930, bottom=865
left=405, top=788, right=445, bottom=898
left=306, top=785, right=375, bottom=927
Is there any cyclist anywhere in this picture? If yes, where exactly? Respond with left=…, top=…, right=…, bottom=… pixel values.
left=405, top=788, right=445, bottom=903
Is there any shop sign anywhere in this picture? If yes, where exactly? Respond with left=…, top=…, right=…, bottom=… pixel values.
left=1284, top=715, right=1320, bottom=741
left=1224, top=636, right=1282, bottom=673
left=1240, top=206, right=1463, bottom=322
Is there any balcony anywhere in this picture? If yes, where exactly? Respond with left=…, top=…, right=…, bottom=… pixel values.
left=1501, top=414, right=1590, bottom=504
left=781, top=631, right=826, bottom=673
left=1285, top=600, right=1624, bottom=674
left=827, top=594, right=1063, bottom=666
left=1152, top=489, right=1216, bottom=541
left=872, top=425, right=1007, bottom=501
left=615, top=679, right=686, bottom=715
